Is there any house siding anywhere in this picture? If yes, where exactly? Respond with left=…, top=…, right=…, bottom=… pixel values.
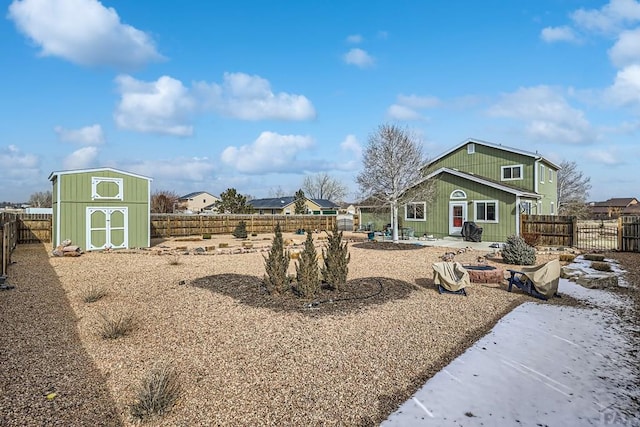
left=535, top=160, right=558, bottom=215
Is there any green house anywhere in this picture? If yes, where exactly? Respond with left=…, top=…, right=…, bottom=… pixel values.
left=361, top=138, right=560, bottom=242
left=48, top=168, right=152, bottom=251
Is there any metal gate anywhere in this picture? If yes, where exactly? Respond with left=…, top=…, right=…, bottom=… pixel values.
left=336, top=215, right=354, bottom=232
left=575, top=220, right=618, bottom=251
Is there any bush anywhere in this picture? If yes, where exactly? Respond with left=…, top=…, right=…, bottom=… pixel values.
left=521, top=232, right=541, bottom=247
left=295, top=232, right=320, bottom=298
left=591, top=261, right=612, bottom=272
left=263, top=223, right=290, bottom=294
left=559, top=253, right=576, bottom=262
left=502, top=235, right=536, bottom=265
left=233, top=221, right=247, bottom=239
left=82, top=285, right=107, bottom=303
left=321, top=223, right=350, bottom=290
left=129, top=360, right=180, bottom=421
left=96, top=312, right=135, bottom=339
left=202, top=233, right=211, bottom=239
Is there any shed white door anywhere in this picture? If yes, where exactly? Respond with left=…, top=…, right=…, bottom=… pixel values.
left=86, top=207, right=128, bottom=250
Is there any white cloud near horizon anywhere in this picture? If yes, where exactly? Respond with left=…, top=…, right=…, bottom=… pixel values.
left=54, top=124, right=105, bottom=145
left=221, top=131, right=314, bottom=174
left=585, top=148, right=621, bottom=165
left=540, top=26, right=580, bottom=43
left=194, top=72, right=316, bottom=121
left=387, top=94, right=441, bottom=121
left=346, top=34, right=363, bottom=44
left=114, top=75, right=196, bottom=136
left=488, top=86, right=595, bottom=144
left=571, top=0, right=640, bottom=34
left=8, top=0, right=163, bottom=69
left=343, top=48, right=374, bottom=68
left=0, top=144, right=38, bottom=169
left=63, top=146, right=98, bottom=169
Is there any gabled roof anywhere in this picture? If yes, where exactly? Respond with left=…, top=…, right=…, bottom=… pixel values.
left=248, top=197, right=339, bottom=209
left=314, top=198, right=341, bottom=208
left=425, top=138, right=561, bottom=170
left=179, top=191, right=217, bottom=200
left=593, top=197, right=638, bottom=207
left=48, top=167, right=152, bottom=182
left=424, top=167, right=541, bottom=198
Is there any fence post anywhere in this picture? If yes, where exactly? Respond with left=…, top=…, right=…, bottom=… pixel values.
left=571, top=217, right=577, bottom=247
left=618, top=217, right=623, bottom=251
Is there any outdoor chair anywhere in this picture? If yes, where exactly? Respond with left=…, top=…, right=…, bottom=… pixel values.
left=432, top=262, right=470, bottom=296
left=507, top=259, right=561, bottom=300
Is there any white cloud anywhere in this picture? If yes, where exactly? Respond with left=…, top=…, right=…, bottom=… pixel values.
left=54, top=124, right=105, bottom=145
left=126, top=157, right=216, bottom=181
left=609, top=28, right=640, bottom=67
left=605, top=64, right=640, bottom=106
left=221, top=131, right=314, bottom=174
left=114, top=75, right=196, bottom=136
left=195, top=72, right=316, bottom=121
left=387, top=94, right=441, bottom=121
left=0, top=145, right=38, bottom=169
left=346, top=34, right=363, bottom=44
left=540, top=26, right=580, bottom=43
left=340, top=134, right=362, bottom=158
left=63, top=146, right=98, bottom=169
left=488, top=85, right=594, bottom=144
left=571, top=0, right=640, bottom=34
left=585, top=149, right=621, bottom=165
left=343, top=48, right=374, bottom=68
left=8, top=0, right=163, bottom=69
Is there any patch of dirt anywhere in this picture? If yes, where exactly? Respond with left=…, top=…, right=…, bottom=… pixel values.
left=190, top=274, right=420, bottom=316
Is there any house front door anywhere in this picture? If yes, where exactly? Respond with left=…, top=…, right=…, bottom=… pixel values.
left=449, top=202, right=467, bottom=236
left=86, top=207, right=128, bottom=251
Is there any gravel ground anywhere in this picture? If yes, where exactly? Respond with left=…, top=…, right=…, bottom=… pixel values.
left=1, top=234, right=576, bottom=426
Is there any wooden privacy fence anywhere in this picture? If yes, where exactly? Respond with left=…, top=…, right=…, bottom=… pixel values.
left=17, top=213, right=52, bottom=243
left=0, top=213, right=19, bottom=276
left=520, top=214, right=576, bottom=247
left=150, top=214, right=338, bottom=238
left=620, top=216, right=640, bottom=252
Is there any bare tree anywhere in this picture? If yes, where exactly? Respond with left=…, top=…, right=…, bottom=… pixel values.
left=557, top=160, right=591, bottom=218
left=28, top=190, right=52, bottom=208
left=356, top=124, right=434, bottom=243
left=302, top=173, right=348, bottom=202
left=268, top=186, right=287, bottom=198
left=151, top=190, right=180, bottom=213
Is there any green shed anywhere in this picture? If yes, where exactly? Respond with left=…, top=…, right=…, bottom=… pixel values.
left=48, top=167, right=152, bottom=251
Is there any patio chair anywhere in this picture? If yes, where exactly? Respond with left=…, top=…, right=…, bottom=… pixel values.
left=507, top=259, right=560, bottom=300
left=432, top=262, right=470, bottom=296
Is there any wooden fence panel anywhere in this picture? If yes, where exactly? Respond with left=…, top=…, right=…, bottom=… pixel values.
left=520, top=214, right=576, bottom=247
left=620, top=216, right=640, bottom=252
left=1, top=213, right=19, bottom=276
left=17, top=213, right=52, bottom=243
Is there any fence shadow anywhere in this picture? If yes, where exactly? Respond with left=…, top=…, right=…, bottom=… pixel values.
left=0, top=244, right=122, bottom=426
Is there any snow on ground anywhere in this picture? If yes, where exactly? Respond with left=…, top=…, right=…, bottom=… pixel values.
left=382, top=279, right=639, bottom=426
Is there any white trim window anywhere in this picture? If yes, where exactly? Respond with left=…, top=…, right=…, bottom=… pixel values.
left=540, top=164, right=545, bottom=183
left=551, top=202, right=555, bottom=215
left=405, top=202, right=426, bottom=221
left=467, top=143, right=475, bottom=154
left=520, top=201, right=532, bottom=214
left=450, top=189, right=467, bottom=199
left=501, top=164, right=523, bottom=181
left=91, top=177, right=123, bottom=200
left=548, top=168, right=553, bottom=182
left=474, top=200, right=498, bottom=223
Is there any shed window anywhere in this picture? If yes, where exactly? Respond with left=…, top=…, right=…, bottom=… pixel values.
left=501, top=165, right=523, bottom=181
left=91, top=177, right=123, bottom=200
left=474, top=200, right=498, bottom=223
left=405, top=202, right=426, bottom=221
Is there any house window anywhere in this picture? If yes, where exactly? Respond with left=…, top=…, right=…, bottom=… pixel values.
left=475, top=200, right=498, bottom=223
left=259, top=209, right=264, bottom=215
left=405, top=202, right=426, bottom=221
left=91, top=177, right=123, bottom=200
left=538, top=201, right=542, bottom=214
left=467, top=143, right=475, bottom=154
left=520, top=201, right=532, bottom=214
left=450, top=190, right=467, bottom=199
left=501, top=165, right=523, bottom=181
left=551, top=202, right=555, bottom=215
left=540, top=164, right=545, bottom=183
left=548, top=168, right=553, bottom=182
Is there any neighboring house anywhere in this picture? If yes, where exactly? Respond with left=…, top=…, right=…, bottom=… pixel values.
left=589, top=198, right=639, bottom=219
left=178, top=191, right=220, bottom=213
left=48, top=167, right=152, bottom=251
left=248, top=197, right=339, bottom=215
left=360, top=138, right=559, bottom=242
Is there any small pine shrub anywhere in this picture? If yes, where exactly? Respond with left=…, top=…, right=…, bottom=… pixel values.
left=295, top=232, right=320, bottom=298
left=583, top=253, right=605, bottom=262
left=233, top=221, right=248, bottom=239
left=521, top=232, right=541, bottom=247
left=591, top=261, right=612, bottom=272
left=129, top=360, right=180, bottom=421
left=96, top=312, right=135, bottom=339
left=263, top=223, right=290, bottom=294
left=502, top=235, right=536, bottom=265
left=82, top=285, right=107, bottom=303
left=321, top=223, right=350, bottom=290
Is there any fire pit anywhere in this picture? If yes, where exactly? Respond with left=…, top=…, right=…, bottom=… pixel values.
left=463, top=265, right=505, bottom=284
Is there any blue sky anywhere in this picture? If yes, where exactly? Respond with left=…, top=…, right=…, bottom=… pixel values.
left=2, top=0, right=640, bottom=203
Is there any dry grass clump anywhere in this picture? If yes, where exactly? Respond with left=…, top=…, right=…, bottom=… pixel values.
left=81, top=285, right=107, bottom=303
left=591, top=261, right=612, bottom=272
left=167, top=254, right=181, bottom=265
left=96, top=312, right=135, bottom=339
left=129, top=360, right=181, bottom=421
left=583, top=253, right=606, bottom=262
left=559, top=253, right=576, bottom=262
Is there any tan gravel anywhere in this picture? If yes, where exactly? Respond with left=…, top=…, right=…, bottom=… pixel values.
left=1, top=234, right=562, bottom=426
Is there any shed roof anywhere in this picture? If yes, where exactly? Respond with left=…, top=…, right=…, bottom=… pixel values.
left=48, top=167, right=152, bottom=182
